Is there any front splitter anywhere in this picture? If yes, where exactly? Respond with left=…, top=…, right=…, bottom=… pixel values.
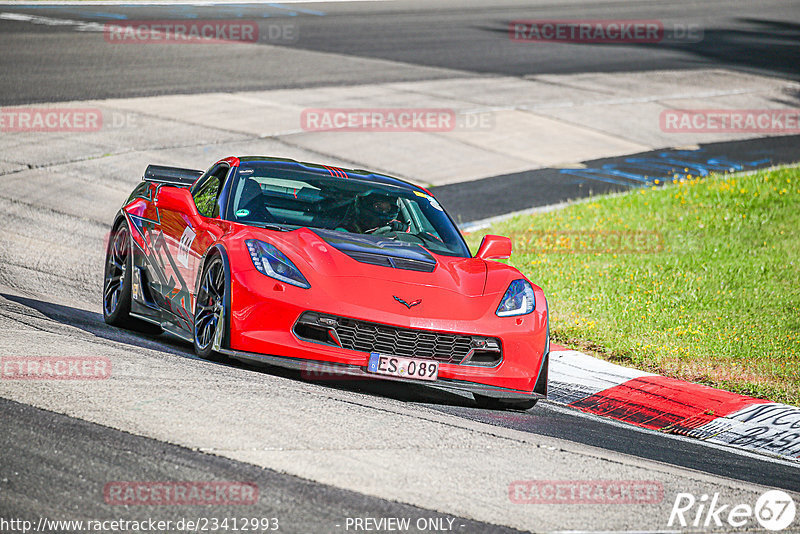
left=219, top=348, right=544, bottom=401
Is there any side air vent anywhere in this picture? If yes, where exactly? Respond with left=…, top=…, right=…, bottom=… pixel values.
left=346, top=251, right=436, bottom=272
left=312, top=229, right=437, bottom=273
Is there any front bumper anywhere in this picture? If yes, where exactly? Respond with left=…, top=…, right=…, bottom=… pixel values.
left=227, top=269, right=549, bottom=397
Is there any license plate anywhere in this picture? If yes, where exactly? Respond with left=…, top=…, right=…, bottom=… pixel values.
left=367, top=352, right=438, bottom=381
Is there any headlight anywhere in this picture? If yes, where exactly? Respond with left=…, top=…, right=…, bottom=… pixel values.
left=496, top=279, right=535, bottom=317
left=245, top=239, right=310, bottom=289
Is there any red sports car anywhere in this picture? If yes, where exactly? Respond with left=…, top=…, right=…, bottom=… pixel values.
left=103, top=156, right=549, bottom=409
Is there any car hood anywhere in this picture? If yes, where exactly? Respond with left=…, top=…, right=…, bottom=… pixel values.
left=234, top=226, right=526, bottom=318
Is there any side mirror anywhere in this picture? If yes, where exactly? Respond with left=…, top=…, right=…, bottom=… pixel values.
left=475, top=235, right=512, bottom=260
left=155, top=187, right=199, bottom=217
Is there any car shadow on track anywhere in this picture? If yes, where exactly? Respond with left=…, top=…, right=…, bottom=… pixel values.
left=2, top=292, right=203, bottom=360
left=1, top=293, right=484, bottom=411
left=288, top=371, right=478, bottom=409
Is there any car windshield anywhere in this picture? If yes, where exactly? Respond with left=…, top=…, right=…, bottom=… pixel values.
left=229, top=163, right=470, bottom=257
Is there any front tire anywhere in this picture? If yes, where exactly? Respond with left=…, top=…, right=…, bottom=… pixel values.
left=193, top=255, right=227, bottom=361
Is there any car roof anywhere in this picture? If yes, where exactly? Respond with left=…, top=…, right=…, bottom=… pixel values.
left=232, top=156, right=431, bottom=194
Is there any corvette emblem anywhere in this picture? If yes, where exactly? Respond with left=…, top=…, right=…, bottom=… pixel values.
left=394, top=296, right=422, bottom=309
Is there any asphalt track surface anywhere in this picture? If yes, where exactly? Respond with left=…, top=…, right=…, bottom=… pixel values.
left=2, top=0, right=800, bottom=531
left=0, top=397, right=522, bottom=534
left=436, top=134, right=800, bottom=223
left=1, top=294, right=799, bottom=515
left=0, top=0, right=798, bottom=104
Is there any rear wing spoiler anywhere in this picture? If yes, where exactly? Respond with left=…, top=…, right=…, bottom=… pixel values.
left=143, top=164, right=203, bottom=188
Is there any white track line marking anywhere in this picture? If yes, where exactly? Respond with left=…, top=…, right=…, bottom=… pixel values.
left=0, top=12, right=105, bottom=30
left=0, top=0, right=387, bottom=5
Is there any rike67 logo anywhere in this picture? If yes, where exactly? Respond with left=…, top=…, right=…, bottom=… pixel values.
left=669, top=490, right=796, bottom=531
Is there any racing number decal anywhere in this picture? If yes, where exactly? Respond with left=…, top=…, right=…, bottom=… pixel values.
left=152, top=227, right=193, bottom=326
left=177, top=226, right=196, bottom=268
left=129, top=215, right=194, bottom=330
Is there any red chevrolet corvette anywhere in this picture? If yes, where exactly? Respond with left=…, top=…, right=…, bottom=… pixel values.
left=103, top=156, right=549, bottom=409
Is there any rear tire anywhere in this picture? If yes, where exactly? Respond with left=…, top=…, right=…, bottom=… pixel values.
left=102, top=223, right=162, bottom=334
left=474, top=394, right=538, bottom=411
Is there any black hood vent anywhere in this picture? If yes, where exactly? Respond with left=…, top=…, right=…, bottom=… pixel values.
left=314, top=229, right=436, bottom=273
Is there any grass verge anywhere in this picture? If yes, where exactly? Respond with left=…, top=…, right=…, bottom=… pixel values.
left=465, top=165, right=800, bottom=405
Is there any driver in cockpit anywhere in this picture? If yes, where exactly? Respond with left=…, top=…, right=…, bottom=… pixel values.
left=339, top=192, right=407, bottom=234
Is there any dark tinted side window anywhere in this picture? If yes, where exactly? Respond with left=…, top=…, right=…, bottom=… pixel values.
left=192, top=164, right=228, bottom=218
left=194, top=176, right=221, bottom=217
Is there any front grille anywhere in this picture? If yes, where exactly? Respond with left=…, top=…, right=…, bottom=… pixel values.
left=336, top=318, right=471, bottom=362
left=293, top=312, right=501, bottom=365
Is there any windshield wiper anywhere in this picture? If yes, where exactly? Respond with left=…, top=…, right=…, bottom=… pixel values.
left=250, top=222, right=293, bottom=232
